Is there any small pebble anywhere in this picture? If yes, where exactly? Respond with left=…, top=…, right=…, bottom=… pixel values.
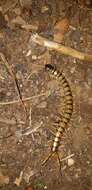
left=20, top=84, right=23, bottom=88
left=41, top=6, right=49, bottom=13
left=7, top=92, right=11, bottom=96
left=26, top=50, right=32, bottom=57
left=44, top=186, right=47, bottom=189
left=75, top=173, right=79, bottom=179
left=70, top=67, right=76, bottom=74
left=37, top=101, right=47, bottom=108
left=86, top=160, right=90, bottom=164
left=32, top=55, right=37, bottom=60
left=67, top=158, right=75, bottom=166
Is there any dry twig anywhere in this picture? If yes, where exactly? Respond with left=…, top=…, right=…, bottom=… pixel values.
left=0, top=52, right=26, bottom=111
left=22, top=121, right=43, bottom=136
left=0, top=92, right=49, bottom=105
left=60, top=153, right=75, bottom=162
left=0, top=117, right=24, bottom=125
left=30, top=33, right=92, bottom=62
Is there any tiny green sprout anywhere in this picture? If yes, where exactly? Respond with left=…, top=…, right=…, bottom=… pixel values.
left=34, top=179, right=46, bottom=190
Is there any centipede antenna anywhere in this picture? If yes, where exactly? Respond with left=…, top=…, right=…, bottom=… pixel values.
left=56, top=152, right=62, bottom=176
left=42, top=152, right=53, bottom=166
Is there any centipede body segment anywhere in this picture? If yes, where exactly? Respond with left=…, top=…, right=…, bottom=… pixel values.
left=42, top=64, right=73, bottom=165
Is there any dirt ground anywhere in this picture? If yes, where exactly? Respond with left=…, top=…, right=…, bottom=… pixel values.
left=0, top=0, right=92, bottom=190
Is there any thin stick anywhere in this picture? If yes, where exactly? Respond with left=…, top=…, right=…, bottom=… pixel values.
left=0, top=118, right=24, bottom=125
left=29, top=106, right=32, bottom=128
left=30, top=33, right=92, bottom=62
left=0, top=118, right=17, bottom=125
left=0, top=92, right=48, bottom=105
left=22, top=121, right=43, bottom=136
left=0, top=52, right=27, bottom=112
left=60, top=153, right=75, bottom=162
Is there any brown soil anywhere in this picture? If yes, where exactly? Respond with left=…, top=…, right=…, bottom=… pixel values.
left=0, top=0, right=92, bottom=190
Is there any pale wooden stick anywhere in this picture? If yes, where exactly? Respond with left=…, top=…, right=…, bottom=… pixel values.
left=60, top=153, right=75, bottom=162
left=0, top=92, right=49, bottom=106
left=30, top=33, right=92, bottom=62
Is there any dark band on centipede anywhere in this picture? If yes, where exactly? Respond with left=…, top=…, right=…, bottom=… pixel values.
left=45, top=64, right=73, bottom=152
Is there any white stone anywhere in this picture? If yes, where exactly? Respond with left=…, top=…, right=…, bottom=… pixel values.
left=67, top=158, right=75, bottom=166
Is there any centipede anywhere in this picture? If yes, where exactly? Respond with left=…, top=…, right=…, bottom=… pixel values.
left=42, top=64, right=73, bottom=172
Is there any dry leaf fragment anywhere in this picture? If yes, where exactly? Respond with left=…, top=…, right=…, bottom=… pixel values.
left=25, top=185, right=34, bottom=190
left=23, top=168, right=37, bottom=183
left=11, top=16, right=26, bottom=26
left=0, top=171, right=9, bottom=185
left=54, top=18, right=70, bottom=43
left=14, top=171, right=23, bottom=186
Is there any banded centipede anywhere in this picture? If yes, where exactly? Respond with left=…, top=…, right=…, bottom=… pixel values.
left=42, top=64, right=73, bottom=166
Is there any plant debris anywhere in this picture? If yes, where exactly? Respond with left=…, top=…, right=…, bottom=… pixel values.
left=54, top=18, right=70, bottom=43
left=0, top=171, right=9, bottom=185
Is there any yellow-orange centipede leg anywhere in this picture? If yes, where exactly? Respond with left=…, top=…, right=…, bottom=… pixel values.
left=42, top=151, right=62, bottom=176
left=41, top=152, right=54, bottom=166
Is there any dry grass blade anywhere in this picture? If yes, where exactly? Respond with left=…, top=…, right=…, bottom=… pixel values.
left=22, top=121, right=43, bottom=136
left=0, top=117, right=24, bottom=125
left=60, top=153, right=75, bottom=162
left=0, top=117, right=16, bottom=125
left=0, top=91, right=49, bottom=105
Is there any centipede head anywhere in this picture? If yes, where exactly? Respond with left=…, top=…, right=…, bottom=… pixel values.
left=45, top=64, right=56, bottom=72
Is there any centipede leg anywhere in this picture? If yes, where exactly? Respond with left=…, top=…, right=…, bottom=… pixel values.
left=42, top=151, right=62, bottom=176
left=41, top=152, right=53, bottom=166
left=56, top=152, right=62, bottom=176
left=46, top=124, right=57, bottom=136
